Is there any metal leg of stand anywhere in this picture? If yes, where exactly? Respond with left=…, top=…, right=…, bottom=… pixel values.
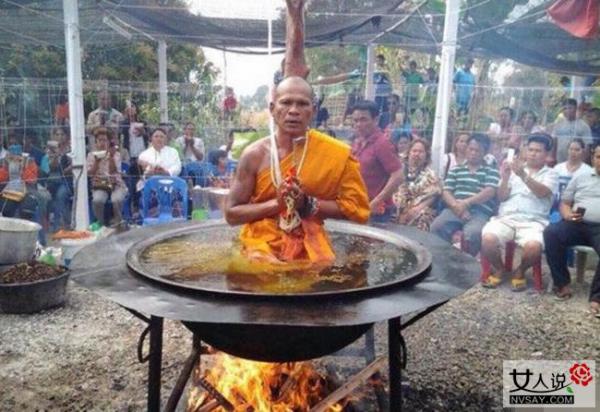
left=165, top=334, right=202, bottom=412
left=148, top=316, right=164, bottom=412
left=388, top=317, right=402, bottom=412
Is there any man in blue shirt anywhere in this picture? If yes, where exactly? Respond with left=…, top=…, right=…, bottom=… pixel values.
left=454, top=58, right=475, bottom=116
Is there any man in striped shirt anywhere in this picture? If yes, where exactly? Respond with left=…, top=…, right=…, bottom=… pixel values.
left=431, top=133, right=500, bottom=256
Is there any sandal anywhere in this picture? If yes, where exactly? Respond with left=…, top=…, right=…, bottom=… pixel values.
left=482, top=274, right=503, bottom=289
left=554, top=287, right=572, bottom=301
left=590, top=301, right=600, bottom=318
left=511, top=277, right=527, bottom=292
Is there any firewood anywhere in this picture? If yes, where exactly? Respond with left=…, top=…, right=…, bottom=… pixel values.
left=309, top=357, right=385, bottom=412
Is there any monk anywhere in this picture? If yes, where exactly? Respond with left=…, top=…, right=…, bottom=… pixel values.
left=225, top=76, right=370, bottom=264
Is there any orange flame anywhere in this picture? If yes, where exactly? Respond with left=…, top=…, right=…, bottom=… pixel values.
left=187, top=353, right=344, bottom=412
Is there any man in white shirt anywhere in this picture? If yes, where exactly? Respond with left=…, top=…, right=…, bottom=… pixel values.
left=137, top=128, right=182, bottom=191
left=175, top=122, right=204, bottom=163
left=86, top=91, right=124, bottom=150
left=552, top=99, right=592, bottom=163
left=481, top=134, right=558, bottom=291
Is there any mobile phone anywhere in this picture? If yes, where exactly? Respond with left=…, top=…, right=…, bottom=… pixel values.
left=575, top=207, right=586, bottom=217
left=506, top=148, right=515, bottom=163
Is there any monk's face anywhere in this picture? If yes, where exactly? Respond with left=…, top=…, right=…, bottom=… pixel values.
left=270, top=79, right=314, bottom=137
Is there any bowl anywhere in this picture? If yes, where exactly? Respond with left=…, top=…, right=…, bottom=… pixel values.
left=93, top=150, right=107, bottom=159
left=0, top=217, right=41, bottom=265
left=0, top=267, right=69, bottom=314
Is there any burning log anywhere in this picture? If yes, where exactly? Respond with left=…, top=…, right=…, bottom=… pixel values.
left=197, top=376, right=235, bottom=411
left=193, top=399, right=219, bottom=412
left=309, top=357, right=385, bottom=412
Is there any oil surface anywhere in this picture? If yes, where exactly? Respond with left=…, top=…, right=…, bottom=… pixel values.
left=138, top=231, right=418, bottom=294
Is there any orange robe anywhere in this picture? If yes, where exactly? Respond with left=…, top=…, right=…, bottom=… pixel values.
left=239, top=129, right=370, bottom=264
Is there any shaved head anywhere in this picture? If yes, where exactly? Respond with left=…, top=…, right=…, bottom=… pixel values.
left=274, top=76, right=314, bottom=101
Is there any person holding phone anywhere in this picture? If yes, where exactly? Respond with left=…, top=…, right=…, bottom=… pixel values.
left=544, top=144, right=600, bottom=315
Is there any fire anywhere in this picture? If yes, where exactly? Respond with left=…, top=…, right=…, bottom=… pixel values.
left=187, top=353, right=344, bottom=412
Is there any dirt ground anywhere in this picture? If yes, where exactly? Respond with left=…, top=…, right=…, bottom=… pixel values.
left=1, top=269, right=599, bottom=411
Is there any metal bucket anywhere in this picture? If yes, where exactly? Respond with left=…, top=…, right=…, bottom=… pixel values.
left=0, top=217, right=41, bottom=265
left=0, top=269, right=70, bottom=314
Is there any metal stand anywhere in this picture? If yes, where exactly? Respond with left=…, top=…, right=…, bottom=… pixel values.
left=129, top=301, right=449, bottom=411
left=388, top=317, right=403, bottom=412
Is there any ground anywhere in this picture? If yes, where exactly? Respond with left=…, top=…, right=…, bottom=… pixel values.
left=1, top=269, right=598, bottom=411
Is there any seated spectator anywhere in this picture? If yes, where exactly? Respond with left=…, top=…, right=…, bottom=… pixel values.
left=40, top=128, right=73, bottom=231
left=23, top=134, right=45, bottom=166
left=393, top=131, right=412, bottom=159
left=392, top=139, right=441, bottom=231
left=488, top=107, right=518, bottom=166
left=442, top=132, right=469, bottom=179
left=87, top=127, right=128, bottom=226
left=137, top=128, right=182, bottom=189
left=481, top=134, right=557, bottom=291
left=207, top=149, right=232, bottom=188
left=176, top=122, right=204, bottom=163
left=553, top=139, right=593, bottom=208
left=431, top=133, right=499, bottom=256
left=0, top=144, right=38, bottom=220
left=544, top=145, right=600, bottom=312
left=177, top=122, right=206, bottom=184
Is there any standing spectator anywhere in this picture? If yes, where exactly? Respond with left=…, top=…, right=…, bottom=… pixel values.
left=342, top=87, right=361, bottom=126
left=87, top=127, right=127, bottom=226
left=54, top=94, right=69, bottom=126
left=544, top=145, right=600, bottom=312
left=481, top=134, right=557, bottom=291
left=373, top=54, right=392, bottom=115
left=222, top=87, right=238, bottom=122
left=421, top=67, right=438, bottom=107
left=401, top=60, right=424, bottom=113
left=453, top=58, right=475, bottom=116
left=350, top=100, right=403, bottom=223
left=584, top=107, right=600, bottom=145
left=392, top=139, right=441, bottom=231
left=552, top=99, right=592, bottom=163
left=442, top=132, right=469, bottom=179
left=383, top=95, right=411, bottom=136
left=86, top=91, right=124, bottom=149
left=431, top=133, right=499, bottom=256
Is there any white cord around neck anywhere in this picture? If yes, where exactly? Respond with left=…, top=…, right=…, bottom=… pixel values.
left=269, top=128, right=309, bottom=188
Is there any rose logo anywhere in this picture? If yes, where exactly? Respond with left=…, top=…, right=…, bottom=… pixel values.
left=570, top=363, right=593, bottom=386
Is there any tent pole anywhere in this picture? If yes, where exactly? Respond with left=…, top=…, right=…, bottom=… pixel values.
left=365, top=43, right=376, bottom=100
left=63, top=0, right=89, bottom=230
left=431, top=0, right=460, bottom=174
left=158, top=40, right=168, bottom=123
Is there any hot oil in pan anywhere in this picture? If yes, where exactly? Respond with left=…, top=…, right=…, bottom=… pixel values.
left=139, top=232, right=418, bottom=294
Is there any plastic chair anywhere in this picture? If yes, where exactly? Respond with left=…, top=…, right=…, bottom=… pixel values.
left=480, top=240, right=543, bottom=292
left=572, top=245, right=598, bottom=283
left=142, top=176, right=188, bottom=226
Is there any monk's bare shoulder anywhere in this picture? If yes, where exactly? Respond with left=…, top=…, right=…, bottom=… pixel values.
left=237, top=136, right=271, bottom=173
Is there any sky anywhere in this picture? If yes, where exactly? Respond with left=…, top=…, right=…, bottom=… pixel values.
left=190, top=0, right=285, bottom=97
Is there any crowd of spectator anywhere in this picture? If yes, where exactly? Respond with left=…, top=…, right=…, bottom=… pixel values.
left=348, top=95, right=599, bottom=314
left=0, top=91, right=238, bottom=236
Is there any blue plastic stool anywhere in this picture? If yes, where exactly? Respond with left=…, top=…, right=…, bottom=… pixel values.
left=142, top=176, right=188, bottom=226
